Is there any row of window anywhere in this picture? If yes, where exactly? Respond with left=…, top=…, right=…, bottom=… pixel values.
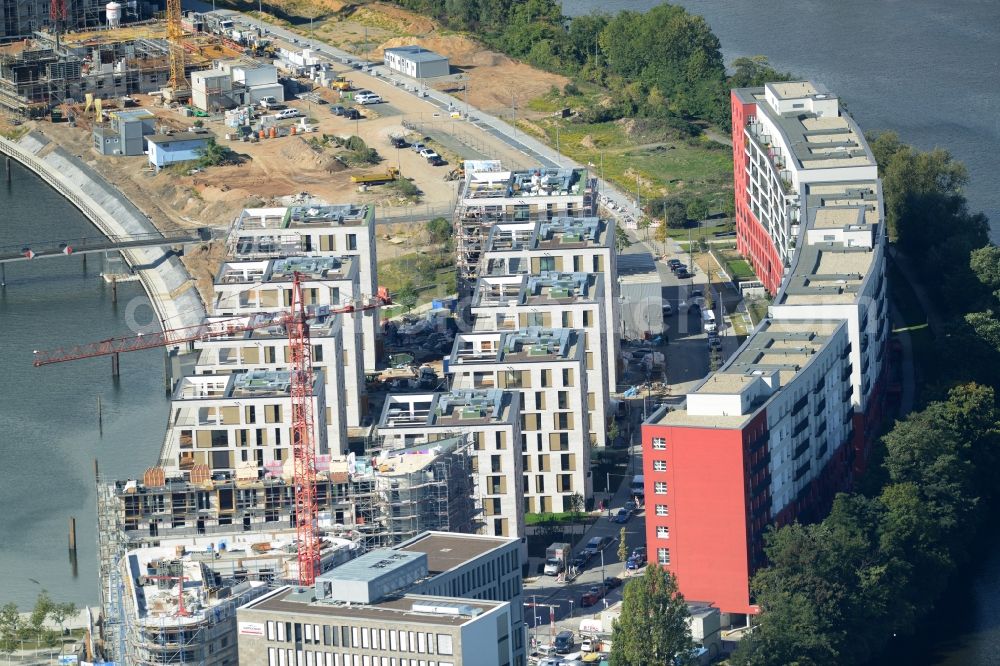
left=266, top=648, right=455, bottom=666
left=266, top=623, right=453, bottom=656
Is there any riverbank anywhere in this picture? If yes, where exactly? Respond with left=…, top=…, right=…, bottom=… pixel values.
left=0, top=132, right=205, bottom=329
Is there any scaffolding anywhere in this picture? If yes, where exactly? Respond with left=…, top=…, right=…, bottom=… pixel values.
left=453, top=168, right=598, bottom=295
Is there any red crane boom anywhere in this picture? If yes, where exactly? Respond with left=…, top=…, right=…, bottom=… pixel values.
left=34, top=276, right=390, bottom=587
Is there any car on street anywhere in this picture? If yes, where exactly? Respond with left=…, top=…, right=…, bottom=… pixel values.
left=709, top=336, right=723, bottom=350
left=554, top=630, right=575, bottom=654
left=580, top=638, right=595, bottom=653
left=581, top=585, right=606, bottom=607
left=572, top=552, right=591, bottom=569
left=667, top=258, right=682, bottom=269
left=675, top=268, right=693, bottom=279
left=670, top=262, right=686, bottom=273
left=583, top=536, right=612, bottom=557
left=624, top=500, right=638, bottom=514
left=604, top=576, right=623, bottom=589
left=612, top=508, right=630, bottom=523
left=626, top=546, right=647, bottom=572
left=329, top=104, right=346, bottom=115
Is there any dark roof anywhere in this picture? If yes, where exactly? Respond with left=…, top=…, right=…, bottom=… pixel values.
left=146, top=131, right=214, bottom=144
left=396, top=532, right=511, bottom=574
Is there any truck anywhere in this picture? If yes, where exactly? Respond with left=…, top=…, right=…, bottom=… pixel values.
left=350, top=167, right=400, bottom=184
left=544, top=542, right=570, bottom=576
left=332, top=75, right=353, bottom=91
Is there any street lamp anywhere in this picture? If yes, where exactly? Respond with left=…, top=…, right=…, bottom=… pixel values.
left=600, top=548, right=606, bottom=584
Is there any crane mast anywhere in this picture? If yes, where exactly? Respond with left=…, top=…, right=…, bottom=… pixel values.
left=287, top=274, right=319, bottom=586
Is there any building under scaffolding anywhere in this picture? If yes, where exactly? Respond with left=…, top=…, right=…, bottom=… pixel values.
left=0, top=0, right=150, bottom=42
left=454, top=161, right=598, bottom=294
left=0, top=27, right=241, bottom=114
left=96, top=438, right=475, bottom=664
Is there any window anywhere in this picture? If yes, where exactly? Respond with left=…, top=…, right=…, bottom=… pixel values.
left=655, top=504, right=669, bottom=516
left=654, top=481, right=667, bottom=495
left=653, top=460, right=667, bottom=472
left=347, top=234, right=358, bottom=251
left=657, top=547, right=671, bottom=565
left=651, top=437, right=666, bottom=450
left=657, top=526, right=669, bottom=539
left=437, top=635, right=453, bottom=656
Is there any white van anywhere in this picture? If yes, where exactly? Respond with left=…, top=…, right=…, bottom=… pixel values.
left=629, top=475, right=644, bottom=496
left=702, top=309, right=717, bottom=333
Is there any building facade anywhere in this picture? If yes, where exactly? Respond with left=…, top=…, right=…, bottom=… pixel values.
left=376, top=390, right=525, bottom=544
left=237, top=532, right=526, bottom=666
left=147, top=132, right=214, bottom=170
left=642, top=81, right=889, bottom=616
left=447, top=328, right=592, bottom=514
left=383, top=45, right=450, bottom=79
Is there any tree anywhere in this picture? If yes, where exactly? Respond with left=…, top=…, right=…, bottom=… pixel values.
left=970, top=245, right=1000, bottom=297
left=610, top=565, right=693, bottom=666
left=426, top=217, right=453, bottom=245
left=686, top=198, right=709, bottom=224
left=653, top=217, right=669, bottom=255
left=396, top=281, right=418, bottom=312
left=49, top=602, right=77, bottom=637
left=617, top=526, right=628, bottom=564
left=637, top=215, right=651, bottom=241
left=727, top=55, right=793, bottom=89
left=0, top=603, right=21, bottom=658
left=666, top=201, right=688, bottom=230
left=29, top=590, right=53, bottom=641
left=614, top=225, right=632, bottom=253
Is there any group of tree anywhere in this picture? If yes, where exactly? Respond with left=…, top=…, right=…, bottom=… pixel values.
left=732, top=383, right=1000, bottom=666
left=610, top=564, right=694, bottom=666
left=0, top=591, right=77, bottom=656
left=384, top=1, right=791, bottom=130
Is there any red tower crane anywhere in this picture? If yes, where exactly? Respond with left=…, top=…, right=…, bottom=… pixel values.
left=33, top=274, right=390, bottom=587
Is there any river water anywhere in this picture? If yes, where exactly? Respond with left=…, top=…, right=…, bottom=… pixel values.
left=562, top=0, right=1000, bottom=240
left=562, top=0, right=1000, bottom=661
left=0, top=160, right=166, bottom=609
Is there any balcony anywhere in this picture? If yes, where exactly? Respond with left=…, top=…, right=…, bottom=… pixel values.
left=841, top=365, right=853, bottom=382
left=814, top=399, right=826, bottom=416
left=793, top=441, right=810, bottom=460
left=792, top=417, right=810, bottom=438
left=794, top=461, right=811, bottom=482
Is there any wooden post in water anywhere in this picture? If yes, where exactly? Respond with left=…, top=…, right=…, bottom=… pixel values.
left=111, top=353, right=119, bottom=377
left=68, top=517, right=77, bottom=552
left=111, top=276, right=118, bottom=303
left=93, top=458, right=100, bottom=483
left=97, top=395, right=103, bottom=434
left=5, top=156, right=10, bottom=183
left=1, top=262, right=5, bottom=287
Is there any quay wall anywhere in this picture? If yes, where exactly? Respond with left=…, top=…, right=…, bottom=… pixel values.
left=0, top=131, right=206, bottom=330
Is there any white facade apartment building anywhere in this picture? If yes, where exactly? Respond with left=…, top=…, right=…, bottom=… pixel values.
left=191, top=312, right=352, bottom=453
left=212, top=256, right=366, bottom=427
left=471, top=272, right=609, bottom=448
left=159, top=370, right=327, bottom=474
left=447, top=328, right=592, bottom=514
left=480, top=216, right=621, bottom=394
left=227, top=204, right=381, bottom=373
left=376, top=390, right=525, bottom=544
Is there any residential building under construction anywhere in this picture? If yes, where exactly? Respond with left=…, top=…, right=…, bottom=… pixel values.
left=454, top=162, right=598, bottom=294
left=96, top=440, right=475, bottom=664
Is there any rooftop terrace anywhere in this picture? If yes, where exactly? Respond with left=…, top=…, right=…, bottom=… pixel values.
left=486, top=217, right=606, bottom=253
left=215, top=256, right=355, bottom=284
left=379, top=390, right=517, bottom=429
left=449, top=328, right=580, bottom=366
left=173, top=369, right=321, bottom=400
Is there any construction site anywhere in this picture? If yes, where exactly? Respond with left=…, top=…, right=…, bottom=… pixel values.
left=95, top=436, right=476, bottom=664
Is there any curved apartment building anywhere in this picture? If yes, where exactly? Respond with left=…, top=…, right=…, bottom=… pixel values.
left=642, top=81, right=890, bottom=616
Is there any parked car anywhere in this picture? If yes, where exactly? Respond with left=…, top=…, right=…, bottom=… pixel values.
left=355, top=92, right=383, bottom=104
left=343, top=108, right=362, bottom=120
left=258, top=95, right=281, bottom=109
left=580, top=638, right=595, bottom=653
left=419, top=148, right=440, bottom=160
left=667, top=258, right=682, bottom=269
left=604, top=576, right=623, bottom=589
left=554, top=630, right=575, bottom=654
left=572, top=552, right=590, bottom=569
left=581, top=585, right=606, bottom=607
left=274, top=108, right=301, bottom=119
left=709, top=336, right=723, bottom=350
left=389, top=135, right=408, bottom=148
left=411, top=141, right=426, bottom=153
left=329, top=104, right=346, bottom=116
left=624, top=500, right=638, bottom=514
left=612, top=509, right=630, bottom=524
left=428, top=155, right=447, bottom=166
left=583, top=536, right=612, bottom=557
left=661, top=302, right=673, bottom=316
left=675, top=268, right=693, bottom=279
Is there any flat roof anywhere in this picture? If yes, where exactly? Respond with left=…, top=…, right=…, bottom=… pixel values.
left=379, top=390, right=518, bottom=429
left=396, top=532, right=513, bottom=575
left=246, top=588, right=499, bottom=627
left=384, top=45, right=448, bottom=63
left=146, top=131, right=213, bottom=144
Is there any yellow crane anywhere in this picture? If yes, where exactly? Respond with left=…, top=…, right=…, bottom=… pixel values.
left=166, top=0, right=187, bottom=96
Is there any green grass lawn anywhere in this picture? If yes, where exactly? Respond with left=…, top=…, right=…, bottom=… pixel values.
left=377, top=250, right=456, bottom=307
left=517, top=114, right=733, bottom=208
